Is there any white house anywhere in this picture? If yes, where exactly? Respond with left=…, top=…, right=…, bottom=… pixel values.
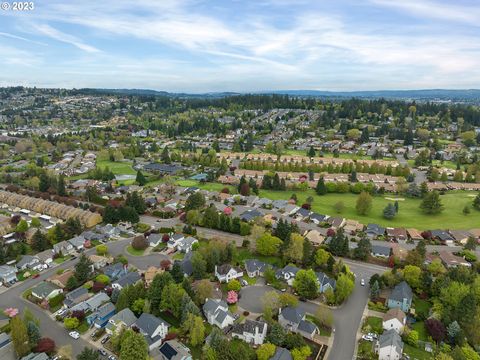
left=382, top=308, right=406, bottom=334
left=167, top=233, right=184, bottom=249
left=376, top=329, right=404, bottom=360
left=106, top=308, right=137, bottom=335
left=135, top=313, right=170, bottom=351
left=214, top=264, right=243, bottom=283
left=177, top=236, right=198, bottom=253
left=278, top=306, right=318, bottom=340
left=52, top=240, right=74, bottom=256
left=231, top=320, right=268, bottom=345
left=203, top=298, right=235, bottom=329
left=275, top=265, right=300, bottom=286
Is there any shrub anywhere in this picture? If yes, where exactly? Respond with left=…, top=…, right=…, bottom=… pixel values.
left=35, top=338, right=55, bottom=353
left=131, top=235, right=148, bottom=250
left=95, top=274, right=110, bottom=285
left=64, top=317, right=80, bottom=329
left=96, top=244, right=108, bottom=256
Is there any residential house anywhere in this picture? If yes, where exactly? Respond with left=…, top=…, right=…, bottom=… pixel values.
left=52, top=240, right=74, bottom=256
left=294, top=207, right=311, bottom=220
left=167, top=233, right=185, bottom=249
left=430, top=230, right=454, bottom=245
left=112, top=271, right=142, bottom=290
left=231, top=319, right=268, bottom=345
left=240, top=209, right=263, bottom=222
left=106, top=308, right=137, bottom=335
left=31, top=282, right=62, bottom=301
left=87, top=302, right=116, bottom=328
left=35, top=250, right=53, bottom=267
left=0, top=333, right=14, bottom=360
left=203, top=298, right=235, bottom=329
left=278, top=306, right=318, bottom=339
left=48, top=269, right=74, bottom=289
left=64, top=287, right=90, bottom=308
left=327, top=217, right=345, bottom=229
left=386, top=228, right=408, bottom=242
left=158, top=340, right=192, bottom=360
left=272, top=200, right=289, bottom=211
left=275, top=265, right=300, bottom=286
left=134, top=313, right=170, bottom=351
left=448, top=230, right=472, bottom=245
left=343, top=219, right=364, bottom=235
left=371, top=245, right=391, bottom=258
left=316, top=272, right=336, bottom=293
left=147, top=233, right=163, bottom=248
left=16, top=255, right=42, bottom=271
left=376, top=329, right=404, bottom=360
left=366, top=224, right=386, bottom=239
left=0, top=265, right=17, bottom=284
left=406, top=228, right=423, bottom=241
left=244, top=259, right=270, bottom=278
left=270, top=347, right=293, bottom=360
left=144, top=266, right=164, bottom=287
left=71, top=292, right=110, bottom=312
left=438, top=251, right=472, bottom=268
left=88, top=255, right=110, bottom=270
left=96, top=224, right=121, bottom=238
left=176, top=252, right=193, bottom=277
left=103, top=262, right=127, bottom=280
left=309, top=213, right=328, bottom=225
left=255, top=198, right=273, bottom=208
left=382, top=308, right=406, bottom=334
left=283, top=204, right=300, bottom=216
left=20, top=353, right=50, bottom=360
left=387, top=281, right=413, bottom=313
left=82, top=231, right=107, bottom=242
left=304, top=229, right=326, bottom=246
left=68, top=235, right=86, bottom=251
left=177, top=236, right=198, bottom=253
left=214, top=264, right=244, bottom=283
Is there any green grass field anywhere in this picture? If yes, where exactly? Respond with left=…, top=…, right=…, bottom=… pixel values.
left=258, top=189, right=479, bottom=230
left=412, top=321, right=429, bottom=341
left=175, top=179, right=235, bottom=193
left=126, top=245, right=145, bottom=256
left=97, top=160, right=136, bottom=175
left=403, top=344, right=433, bottom=360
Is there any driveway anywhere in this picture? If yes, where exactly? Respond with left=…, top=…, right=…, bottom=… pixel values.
left=239, top=285, right=279, bottom=313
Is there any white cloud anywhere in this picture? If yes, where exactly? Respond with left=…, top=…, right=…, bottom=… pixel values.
left=32, top=24, right=100, bottom=53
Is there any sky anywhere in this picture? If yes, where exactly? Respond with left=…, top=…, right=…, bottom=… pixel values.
left=0, top=0, right=480, bottom=92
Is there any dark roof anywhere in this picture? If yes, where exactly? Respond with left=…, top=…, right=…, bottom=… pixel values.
left=232, top=319, right=267, bottom=335
left=135, top=313, right=169, bottom=337
left=366, top=223, right=386, bottom=236
left=297, top=319, right=317, bottom=334
left=371, top=245, right=391, bottom=257
left=280, top=306, right=305, bottom=324
left=114, top=271, right=141, bottom=288
left=430, top=230, right=454, bottom=242
left=296, top=208, right=311, bottom=217
left=216, top=264, right=240, bottom=275
left=378, top=329, right=403, bottom=353
left=389, top=281, right=413, bottom=303
left=244, top=259, right=269, bottom=274
left=240, top=209, right=263, bottom=222
left=271, top=347, right=293, bottom=360
left=143, top=163, right=183, bottom=174
left=309, top=213, right=328, bottom=222
left=159, top=342, right=177, bottom=359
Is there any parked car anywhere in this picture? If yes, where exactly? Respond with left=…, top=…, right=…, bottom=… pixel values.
left=240, top=279, right=248, bottom=286
left=108, top=356, right=116, bottom=360
left=101, top=335, right=110, bottom=344
left=362, top=334, right=373, bottom=342
left=98, top=349, right=107, bottom=356
left=32, top=274, right=40, bottom=279
left=69, top=331, right=80, bottom=339
left=367, top=332, right=378, bottom=339
left=361, top=279, right=365, bottom=286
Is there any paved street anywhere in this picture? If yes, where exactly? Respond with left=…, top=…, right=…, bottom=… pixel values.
left=239, top=259, right=388, bottom=360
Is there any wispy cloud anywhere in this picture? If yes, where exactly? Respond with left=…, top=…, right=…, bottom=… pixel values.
left=32, top=24, right=100, bottom=53
left=0, top=32, right=48, bottom=46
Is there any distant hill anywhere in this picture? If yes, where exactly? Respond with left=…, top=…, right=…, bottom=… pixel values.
left=76, top=88, right=480, bottom=102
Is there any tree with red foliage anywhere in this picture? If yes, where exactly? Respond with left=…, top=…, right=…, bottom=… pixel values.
left=10, top=214, right=21, bottom=226
left=131, top=235, right=148, bottom=250
left=92, top=282, right=106, bottom=293
left=425, top=318, right=446, bottom=343
left=160, top=259, right=172, bottom=270
left=239, top=183, right=250, bottom=196
left=421, top=231, right=432, bottom=240
left=71, top=310, right=86, bottom=322
left=35, top=338, right=55, bottom=353
left=221, top=187, right=230, bottom=194
left=162, top=234, right=170, bottom=242
left=326, top=228, right=336, bottom=237
left=301, top=203, right=311, bottom=210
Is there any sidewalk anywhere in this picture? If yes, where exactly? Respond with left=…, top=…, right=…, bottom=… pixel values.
left=352, top=303, right=369, bottom=359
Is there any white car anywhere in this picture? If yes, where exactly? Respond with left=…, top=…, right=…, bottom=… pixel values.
left=362, top=334, right=374, bottom=342
left=69, top=331, right=80, bottom=339
left=361, top=279, right=365, bottom=286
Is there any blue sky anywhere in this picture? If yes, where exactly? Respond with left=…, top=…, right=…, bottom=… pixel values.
left=1, top=0, right=479, bottom=92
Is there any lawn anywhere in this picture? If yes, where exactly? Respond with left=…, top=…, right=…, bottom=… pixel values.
left=403, top=344, right=433, bottom=360
left=172, top=252, right=185, bottom=260
left=363, top=316, right=383, bottom=334
left=234, top=248, right=284, bottom=268
left=126, top=246, right=145, bottom=256
left=258, top=189, right=479, bottom=230
left=53, top=255, right=73, bottom=264
left=412, top=321, right=429, bottom=341
left=413, top=297, right=431, bottom=319
left=175, top=179, right=235, bottom=193
left=96, top=160, right=136, bottom=175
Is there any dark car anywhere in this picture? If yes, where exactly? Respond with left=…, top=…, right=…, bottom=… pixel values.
left=101, top=335, right=110, bottom=344
left=98, top=349, right=107, bottom=356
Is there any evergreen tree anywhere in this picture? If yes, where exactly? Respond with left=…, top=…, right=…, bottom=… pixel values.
left=315, top=177, right=327, bottom=195
left=77, top=347, right=100, bottom=360
left=383, top=203, right=397, bottom=219
left=32, top=230, right=49, bottom=252
left=248, top=178, right=259, bottom=195
left=472, top=192, right=480, bottom=211
left=10, top=316, right=30, bottom=357
left=353, top=236, right=371, bottom=260
left=26, top=321, right=41, bottom=347
left=161, top=146, right=171, bottom=164
left=307, top=146, right=316, bottom=157
left=170, top=263, right=184, bottom=284
left=57, top=175, right=66, bottom=196
left=272, top=173, right=281, bottom=190
left=74, top=254, right=93, bottom=283
left=135, top=170, right=147, bottom=186
left=370, top=280, right=380, bottom=299
left=349, top=170, right=357, bottom=182
left=39, top=173, right=50, bottom=193
left=420, top=190, right=444, bottom=214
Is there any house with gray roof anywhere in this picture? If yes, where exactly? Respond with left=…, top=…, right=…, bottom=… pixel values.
left=278, top=306, right=318, bottom=339
left=231, top=319, right=268, bottom=345
left=272, top=200, right=289, bottom=211
left=64, top=287, right=90, bottom=308
left=376, top=329, right=404, bottom=360
left=215, top=264, right=243, bottom=283
left=72, top=292, right=110, bottom=312
left=244, top=259, right=270, bottom=278
left=371, top=245, right=392, bottom=258
left=366, top=224, right=386, bottom=239
left=158, top=340, right=192, bottom=360
left=239, top=209, right=263, bottom=222
left=0, top=332, right=14, bottom=360
left=87, top=302, right=116, bottom=328
left=177, top=236, right=198, bottom=253
left=203, top=298, right=235, bottom=329
left=387, top=281, right=413, bottom=312
left=134, top=313, right=169, bottom=351
left=103, top=262, right=127, bottom=280
left=176, top=252, right=193, bottom=277
left=35, top=250, right=53, bottom=267
left=106, top=308, right=137, bottom=335
left=0, top=266, right=16, bottom=284
left=16, top=255, right=42, bottom=271
left=68, top=235, right=86, bottom=251
left=52, top=240, right=74, bottom=255
left=316, top=271, right=336, bottom=293
left=20, top=353, right=49, bottom=360
left=275, top=265, right=300, bottom=286
left=112, top=271, right=142, bottom=290
left=31, top=282, right=62, bottom=301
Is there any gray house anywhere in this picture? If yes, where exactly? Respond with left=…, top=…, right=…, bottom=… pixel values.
left=134, top=313, right=170, bottom=351
left=387, top=281, right=413, bottom=313
left=376, top=328, right=404, bottom=360
left=16, top=255, right=42, bottom=271
left=278, top=306, right=318, bottom=339
left=0, top=265, right=17, bottom=284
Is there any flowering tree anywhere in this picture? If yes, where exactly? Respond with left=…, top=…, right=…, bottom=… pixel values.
left=4, top=308, right=19, bottom=317
left=226, top=291, right=238, bottom=304
left=223, top=207, right=232, bottom=216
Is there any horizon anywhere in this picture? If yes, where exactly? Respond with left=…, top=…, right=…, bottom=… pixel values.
left=1, top=0, right=480, bottom=92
